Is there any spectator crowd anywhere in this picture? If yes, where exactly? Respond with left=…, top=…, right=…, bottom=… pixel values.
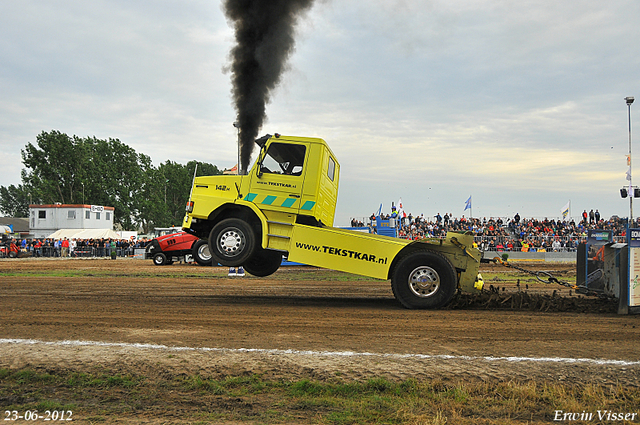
left=1, top=237, right=150, bottom=258
left=361, top=209, right=632, bottom=252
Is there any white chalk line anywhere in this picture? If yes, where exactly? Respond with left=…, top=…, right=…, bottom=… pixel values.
left=1, top=338, right=639, bottom=367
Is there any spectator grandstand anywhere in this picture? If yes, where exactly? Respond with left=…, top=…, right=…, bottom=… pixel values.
left=348, top=212, right=632, bottom=253
left=394, top=213, right=632, bottom=252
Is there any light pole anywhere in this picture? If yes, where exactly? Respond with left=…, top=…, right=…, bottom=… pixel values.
left=233, top=122, right=241, bottom=175
left=626, top=96, right=635, bottom=226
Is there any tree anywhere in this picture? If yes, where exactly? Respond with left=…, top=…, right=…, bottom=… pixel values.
left=2, top=130, right=223, bottom=230
left=0, top=184, right=30, bottom=217
left=13, top=131, right=157, bottom=229
left=157, top=160, right=222, bottom=228
left=82, top=137, right=155, bottom=229
left=21, top=131, right=85, bottom=205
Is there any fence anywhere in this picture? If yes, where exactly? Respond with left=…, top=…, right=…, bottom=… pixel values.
left=0, top=245, right=136, bottom=258
left=472, top=234, right=626, bottom=252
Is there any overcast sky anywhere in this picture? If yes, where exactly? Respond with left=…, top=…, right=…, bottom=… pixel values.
left=2, top=0, right=640, bottom=225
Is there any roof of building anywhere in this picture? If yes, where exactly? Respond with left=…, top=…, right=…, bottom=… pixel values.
left=0, top=217, right=29, bottom=233
left=29, top=204, right=115, bottom=210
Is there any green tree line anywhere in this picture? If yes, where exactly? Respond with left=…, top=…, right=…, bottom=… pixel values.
left=0, top=130, right=223, bottom=232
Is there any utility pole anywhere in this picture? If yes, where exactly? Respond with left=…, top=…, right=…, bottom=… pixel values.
left=626, top=96, right=635, bottom=226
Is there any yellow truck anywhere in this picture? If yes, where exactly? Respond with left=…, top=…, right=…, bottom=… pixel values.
left=183, top=134, right=482, bottom=309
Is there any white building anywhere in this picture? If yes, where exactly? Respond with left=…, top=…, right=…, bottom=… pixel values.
left=29, top=204, right=115, bottom=238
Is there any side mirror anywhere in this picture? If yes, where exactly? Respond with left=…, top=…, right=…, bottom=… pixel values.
left=256, top=145, right=266, bottom=178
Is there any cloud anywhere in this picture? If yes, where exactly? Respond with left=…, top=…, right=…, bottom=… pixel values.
left=1, top=0, right=639, bottom=224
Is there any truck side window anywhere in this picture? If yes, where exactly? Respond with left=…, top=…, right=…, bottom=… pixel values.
left=261, top=143, right=306, bottom=176
left=328, top=157, right=336, bottom=182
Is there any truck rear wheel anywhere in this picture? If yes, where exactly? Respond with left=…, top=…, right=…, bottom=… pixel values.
left=391, top=250, right=457, bottom=309
left=192, top=239, right=213, bottom=266
left=244, top=248, right=282, bottom=277
left=209, top=218, right=256, bottom=267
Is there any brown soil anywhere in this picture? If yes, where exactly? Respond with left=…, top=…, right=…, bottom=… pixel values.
left=1, top=258, right=640, bottom=422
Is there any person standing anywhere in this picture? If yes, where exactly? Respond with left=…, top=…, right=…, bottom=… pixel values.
left=34, top=239, right=42, bottom=257
left=61, top=238, right=69, bottom=257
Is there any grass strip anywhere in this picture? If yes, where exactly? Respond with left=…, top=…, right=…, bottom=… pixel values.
left=1, top=368, right=638, bottom=424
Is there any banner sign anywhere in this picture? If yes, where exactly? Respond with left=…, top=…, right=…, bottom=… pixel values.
left=629, top=228, right=640, bottom=248
left=629, top=228, right=640, bottom=307
left=587, top=229, right=612, bottom=246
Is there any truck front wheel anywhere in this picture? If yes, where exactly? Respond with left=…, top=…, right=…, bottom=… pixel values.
left=391, top=250, right=457, bottom=309
left=209, top=218, right=256, bottom=267
left=244, top=248, right=282, bottom=277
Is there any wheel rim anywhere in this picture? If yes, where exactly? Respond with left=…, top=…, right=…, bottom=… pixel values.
left=218, top=228, right=245, bottom=257
left=154, top=256, right=163, bottom=265
left=198, top=243, right=211, bottom=261
left=408, top=266, right=440, bottom=298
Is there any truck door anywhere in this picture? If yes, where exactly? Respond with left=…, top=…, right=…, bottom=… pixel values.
left=246, top=140, right=307, bottom=214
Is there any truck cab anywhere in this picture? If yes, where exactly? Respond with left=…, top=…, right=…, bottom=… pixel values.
left=247, top=134, right=339, bottom=227
left=183, top=134, right=340, bottom=275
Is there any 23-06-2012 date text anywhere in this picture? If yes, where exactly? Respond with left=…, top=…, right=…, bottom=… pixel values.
left=5, top=410, right=73, bottom=421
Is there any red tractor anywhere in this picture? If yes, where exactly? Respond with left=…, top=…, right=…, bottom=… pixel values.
left=145, top=231, right=211, bottom=266
left=0, top=237, right=19, bottom=258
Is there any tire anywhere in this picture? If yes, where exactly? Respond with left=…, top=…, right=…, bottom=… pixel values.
left=192, top=239, right=213, bottom=266
left=244, top=248, right=282, bottom=277
left=9, top=251, right=17, bottom=258
left=208, top=218, right=256, bottom=267
left=391, top=250, right=457, bottom=309
left=153, top=252, right=167, bottom=266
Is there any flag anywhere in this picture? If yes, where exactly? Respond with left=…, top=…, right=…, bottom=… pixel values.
left=627, top=166, right=632, bottom=181
left=627, top=155, right=631, bottom=166
left=464, top=196, right=472, bottom=211
left=376, top=203, right=382, bottom=217
left=561, top=201, right=570, bottom=219
left=223, top=164, right=238, bottom=175
left=398, top=198, right=407, bottom=218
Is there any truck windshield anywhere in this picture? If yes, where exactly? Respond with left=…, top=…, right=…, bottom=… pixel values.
left=260, top=142, right=306, bottom=176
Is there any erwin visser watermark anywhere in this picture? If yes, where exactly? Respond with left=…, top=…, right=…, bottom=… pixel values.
left=554, top=410, right=638, bottom=421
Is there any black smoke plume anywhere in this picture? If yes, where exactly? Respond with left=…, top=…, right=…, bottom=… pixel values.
left=223, top=0, right=314, bottom=174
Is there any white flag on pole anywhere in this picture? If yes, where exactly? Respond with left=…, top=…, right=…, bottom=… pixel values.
left=561, top=201, right=570, bottom=219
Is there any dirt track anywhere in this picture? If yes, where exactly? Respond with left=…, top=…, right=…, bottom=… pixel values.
left=1, top=258, right=640, bottom=389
